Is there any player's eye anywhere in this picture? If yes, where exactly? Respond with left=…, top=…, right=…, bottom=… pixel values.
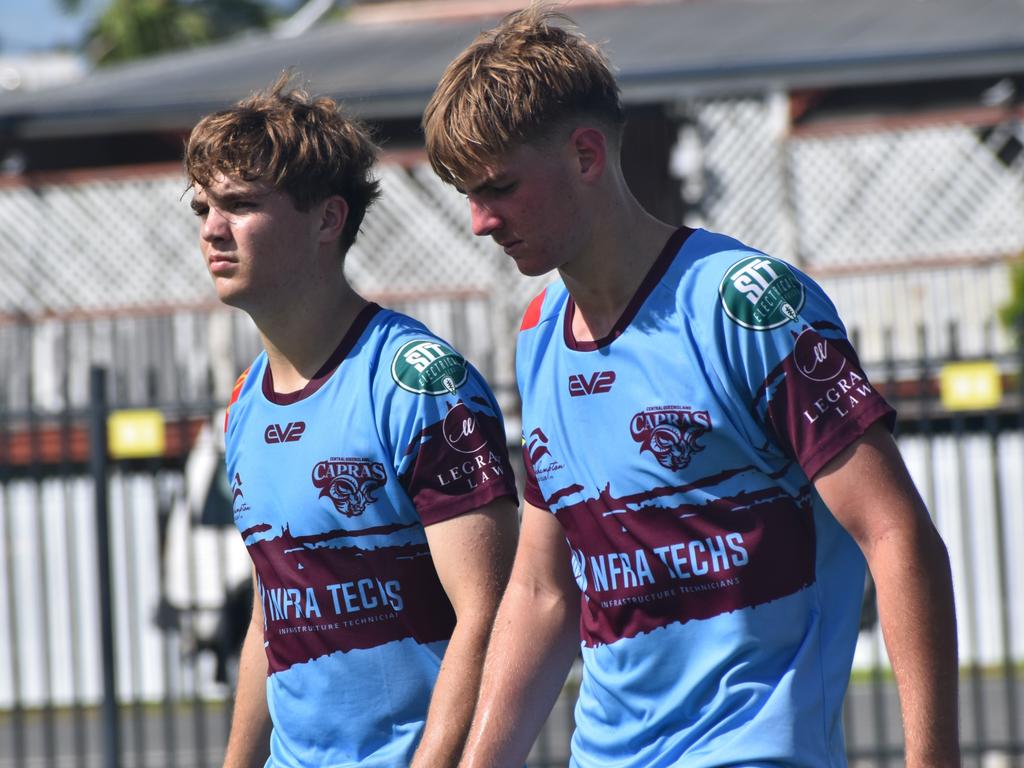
left=233, top=199, right=265, bottom=215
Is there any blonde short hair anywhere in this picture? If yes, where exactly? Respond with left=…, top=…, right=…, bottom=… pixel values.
left=185, top=73, right=381, bottom=253
left=423, top=5, right=624, bottom=187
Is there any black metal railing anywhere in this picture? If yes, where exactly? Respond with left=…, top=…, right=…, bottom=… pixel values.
left=1, top=311, right=1022, bottom=768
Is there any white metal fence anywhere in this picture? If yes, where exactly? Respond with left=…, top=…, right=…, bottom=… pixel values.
left=2, top=93, right=1024, bottom=764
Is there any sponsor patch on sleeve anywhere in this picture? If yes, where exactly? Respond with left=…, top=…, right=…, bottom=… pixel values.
left=719, top=255, right=805, bottom=330
left=390, top=339, right=468, bottom=396
left=765, top=324, right=895, bottom=478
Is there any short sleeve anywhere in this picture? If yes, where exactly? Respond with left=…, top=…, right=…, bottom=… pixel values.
left=708, top=253, right=895, bottom=479
left=521, top=437, right=548, bottom=509
left=383, top=336, right=518, bottom=525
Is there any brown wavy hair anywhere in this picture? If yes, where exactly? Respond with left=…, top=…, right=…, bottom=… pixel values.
left=423, top=5, right=624, bottom=188
left=185, top=73, right=381, bottom=253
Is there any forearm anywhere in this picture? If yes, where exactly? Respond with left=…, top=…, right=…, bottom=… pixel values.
left=415, top=499, right=521, bottom=767
left=869, top=524, right=960, bottom=767
left=410, top=614, right=492, bottom=768
left=223, top=618, right=272, bottom=768
left=814, top=424, right=961, bottom=766
left=459, top=578, right=580, bottom=768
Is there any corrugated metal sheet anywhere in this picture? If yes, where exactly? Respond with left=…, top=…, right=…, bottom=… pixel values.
left=0, top=0, right=1022, bottom=139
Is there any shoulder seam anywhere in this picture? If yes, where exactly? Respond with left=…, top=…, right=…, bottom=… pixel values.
left=224, top=367, right=251, bottom=433
left=519, top=288, right=548, bottom=331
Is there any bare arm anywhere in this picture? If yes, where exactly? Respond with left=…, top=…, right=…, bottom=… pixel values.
left=815, top=421, right=960, bottom=768
left=223, top=569, right=272, bottom=768
left=410, top=497, right=520, bottom=768
left=458, top=502, right=582, bottom=768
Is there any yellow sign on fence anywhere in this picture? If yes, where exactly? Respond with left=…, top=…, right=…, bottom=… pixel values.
left=939, top=361, right=1002, bottom=411
left=108, top=409, right=166, bottom=459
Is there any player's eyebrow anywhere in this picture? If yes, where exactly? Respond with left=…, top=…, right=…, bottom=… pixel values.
left=465, top=174, right=510, bottom=196
left=194, top=187, right=270, bottom=209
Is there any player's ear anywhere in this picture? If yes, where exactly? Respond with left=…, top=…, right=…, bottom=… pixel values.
left=319, top=195, right=349, bottom=245
left=570, top=127, right=607, bottom=183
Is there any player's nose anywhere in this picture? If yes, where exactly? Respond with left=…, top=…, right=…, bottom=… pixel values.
left=469, top=199, right=501, bottom=238
left=201, top=207, right=231, bottom=242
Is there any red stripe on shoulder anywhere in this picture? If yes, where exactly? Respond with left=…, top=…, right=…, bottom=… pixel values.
left=519, top=289, right=547, bottom=331
left=224, top=367, right=251, bottom=433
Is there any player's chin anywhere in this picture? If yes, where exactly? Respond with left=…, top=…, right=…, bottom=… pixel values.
left=212, top=280, right=248, bottom=309
left=510, top=255, right=555, bottom=278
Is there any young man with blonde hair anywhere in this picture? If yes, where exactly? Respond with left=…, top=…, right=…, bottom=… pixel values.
left=424, top=8, right=960, bottom=767
left=186, top=75, right=519, bottom=768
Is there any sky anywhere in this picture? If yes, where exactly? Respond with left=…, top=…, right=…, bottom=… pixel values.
left=0, top=0, right=109, bottom=54
left=0, top=0, right=301, bottom=56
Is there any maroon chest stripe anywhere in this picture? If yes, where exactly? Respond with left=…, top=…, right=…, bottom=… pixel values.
left=248, top=530, right=454, bottom=674
left=555, top=480, right=816, bottom=647
left=240, top=522, right=272, bottom=540
left=548, top=484, right=585, bottom=506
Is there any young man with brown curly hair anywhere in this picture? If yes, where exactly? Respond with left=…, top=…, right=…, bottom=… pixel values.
left=186, top=74, right=519, bottom=768
left=424, top=8, right=960, bottom=767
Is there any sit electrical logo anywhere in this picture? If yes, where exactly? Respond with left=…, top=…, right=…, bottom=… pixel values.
left=391, top=339, right=468, bottom=396
left=719, top=256, right=805, bottom=330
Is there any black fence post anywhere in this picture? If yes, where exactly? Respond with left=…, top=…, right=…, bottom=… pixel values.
left=89, top=366, right=121, bottom=768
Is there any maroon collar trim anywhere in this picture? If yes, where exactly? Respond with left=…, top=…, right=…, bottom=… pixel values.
left=262, top=302, right=381, bottom=405
left=563, top=227, right=693, bottom=351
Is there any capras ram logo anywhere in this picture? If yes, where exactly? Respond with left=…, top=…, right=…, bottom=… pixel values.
left=264, top=421, right=306, bottom=444
left=568, top=371, right=616, bottom=397
left=312, top=458, right=387, bottom=518
left=630, top=407, right=712, bottom=471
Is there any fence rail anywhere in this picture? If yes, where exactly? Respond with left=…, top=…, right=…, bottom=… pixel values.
left=0, top=305, right=1022, bottom=767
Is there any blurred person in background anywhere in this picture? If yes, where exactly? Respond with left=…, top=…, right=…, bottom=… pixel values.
left=423, top=7, right=960, bottom=768
left=185, top=74, right=519, bottom=768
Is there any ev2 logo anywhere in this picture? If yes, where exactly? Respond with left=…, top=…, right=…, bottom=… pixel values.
left=568, top=371, right=616, bottom=397
left=264, top=421, right=306, bottom=444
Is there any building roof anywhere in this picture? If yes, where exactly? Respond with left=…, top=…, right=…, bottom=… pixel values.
left=1, top=0, right=1022, bottom=140
left=0, top=53, right=88, bottom=95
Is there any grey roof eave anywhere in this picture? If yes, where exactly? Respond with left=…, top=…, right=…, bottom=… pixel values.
left=7, top=46, right=1023, bottom=141
left=2, top=0, right=1023, bottom=141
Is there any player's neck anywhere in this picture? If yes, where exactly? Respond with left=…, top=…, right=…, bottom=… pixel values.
left=561, top=201, right=678, bottom=343
left=255, top=276, right=367, bottom=394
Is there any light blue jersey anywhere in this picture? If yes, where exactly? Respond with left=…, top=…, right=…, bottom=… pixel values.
left=226, top=303, right=517, bottom=767
left=517, top=229, right=894, bottom=767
